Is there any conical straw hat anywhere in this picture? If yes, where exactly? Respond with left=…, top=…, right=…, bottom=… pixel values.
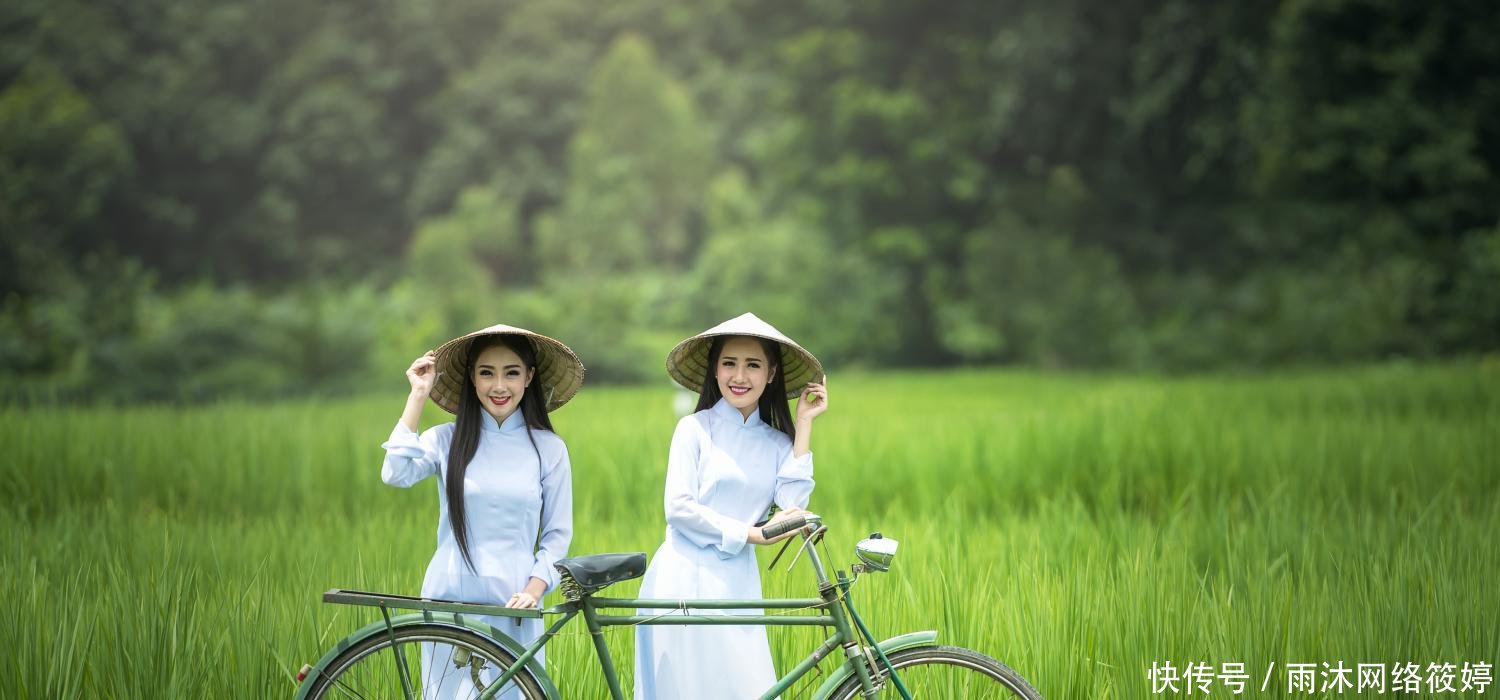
left=429, top=324, right=585, bottom=414
left=666, top=313, right=823, bottom=399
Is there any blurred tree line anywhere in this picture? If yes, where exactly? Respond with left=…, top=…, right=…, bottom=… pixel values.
left=2, top=0, right=1497, bottom=402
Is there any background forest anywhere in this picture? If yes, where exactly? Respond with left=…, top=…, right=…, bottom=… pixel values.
left=3, top=0, right=1498, bottom=402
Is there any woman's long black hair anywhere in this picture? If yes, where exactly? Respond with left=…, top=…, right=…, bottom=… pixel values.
left=444, top=334, right=554, bottom=574
left=694, top=335, right=796, bottom=441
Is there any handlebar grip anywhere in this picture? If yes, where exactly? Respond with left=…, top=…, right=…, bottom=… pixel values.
left=760, top=515, right=808, bottom=540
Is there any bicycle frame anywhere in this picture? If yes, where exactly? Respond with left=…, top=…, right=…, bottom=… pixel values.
left=300, top=527, right=933, bottom=700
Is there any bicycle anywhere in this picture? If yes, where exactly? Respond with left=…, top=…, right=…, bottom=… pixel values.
left=292, top=513, right=1043, bottom=699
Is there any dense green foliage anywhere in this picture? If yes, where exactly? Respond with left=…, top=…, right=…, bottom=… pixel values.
left=2, top=0, right=1498, bottom=400
left=2, top=363, right=1496, bottom=697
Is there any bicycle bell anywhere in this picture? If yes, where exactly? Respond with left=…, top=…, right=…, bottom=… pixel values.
left=854, top=532, right=898, bottom=572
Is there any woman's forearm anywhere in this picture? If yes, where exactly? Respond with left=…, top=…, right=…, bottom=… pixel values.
left=793, top=418, right=813, bottom=457
left=398, top=389, right=426, bottom=432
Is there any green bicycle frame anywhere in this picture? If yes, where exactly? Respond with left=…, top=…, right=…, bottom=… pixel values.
left=300, top=528, right=931, bottom=700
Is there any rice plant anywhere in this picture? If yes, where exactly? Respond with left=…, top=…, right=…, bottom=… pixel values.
left=1, top=361, right=1495, bottom=698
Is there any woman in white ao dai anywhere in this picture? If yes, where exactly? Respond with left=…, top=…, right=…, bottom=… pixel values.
left=381, top=328, right=583, bottom=700
left=636, top=315, right=829, bottom=700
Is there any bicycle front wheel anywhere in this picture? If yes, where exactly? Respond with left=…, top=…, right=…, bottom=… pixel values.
left=302, top=623, right=548, bottom=700
left=827, top=645, right=1043, bottom=700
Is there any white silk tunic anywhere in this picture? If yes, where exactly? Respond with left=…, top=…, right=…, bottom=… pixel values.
left=382, top=408, right=572, bottom=699
left=634, top=398, right=815, bottom=700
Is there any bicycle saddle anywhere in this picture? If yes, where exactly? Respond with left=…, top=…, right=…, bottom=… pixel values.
left=554, top=552, right=647, bottom=600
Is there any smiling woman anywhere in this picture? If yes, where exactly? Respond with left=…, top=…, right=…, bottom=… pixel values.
left=381, top=324, right=584, bottom=700
left=635, top=313, right=830, bottom=700
left=472, top=344, right=530, bottom=418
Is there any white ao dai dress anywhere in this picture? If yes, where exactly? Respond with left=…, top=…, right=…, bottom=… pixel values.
left=382, top=407, right=572, bottom=700
left=633, top=398, right=815, bottom=700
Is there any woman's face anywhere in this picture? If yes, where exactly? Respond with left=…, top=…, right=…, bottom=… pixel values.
left=472, top=344, right=533, bottom=423
left=715, top=336, right=775, bottom=417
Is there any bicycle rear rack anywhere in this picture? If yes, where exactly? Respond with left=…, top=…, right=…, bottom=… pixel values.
left=321, top=588, right=543, bottom=619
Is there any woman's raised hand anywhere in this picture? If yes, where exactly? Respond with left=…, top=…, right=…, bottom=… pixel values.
left=795, top=374, right=829, bottom=424
left=406, top=351, right=437, bottom=395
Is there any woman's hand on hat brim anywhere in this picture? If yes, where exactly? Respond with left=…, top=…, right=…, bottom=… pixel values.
left=406, top=351, right=437, bottom=395
left=795, top=375, right=829, bottom=423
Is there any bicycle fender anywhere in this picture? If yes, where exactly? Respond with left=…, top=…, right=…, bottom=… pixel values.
left=807, top=630, right=939, bottom=700
left=291, top=609, right=561, bottom=700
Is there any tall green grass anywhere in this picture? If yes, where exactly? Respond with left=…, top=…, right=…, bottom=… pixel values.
left=2, top=362, right=1496, bottom=697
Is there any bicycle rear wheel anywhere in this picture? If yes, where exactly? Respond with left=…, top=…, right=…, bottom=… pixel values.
left=302, top=623, right=548, bottom=700
left=826, top=645, right=1042, bottom=700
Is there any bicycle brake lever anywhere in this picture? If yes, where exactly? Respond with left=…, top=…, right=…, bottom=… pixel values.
left=766, top=535, right=797, bottom=571
left=786, top=525, right=826, bottom=572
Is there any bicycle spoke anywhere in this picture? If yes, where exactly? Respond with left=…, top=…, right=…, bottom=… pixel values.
left=833, top=646, right=1041, bottom=700
left=896, top=663, right=1016, bottom=697
left=307, top=630, right=539, bottom=700
left=323, top=670, right=373, bottom=700
left=431, top=649, right=451, bottom=700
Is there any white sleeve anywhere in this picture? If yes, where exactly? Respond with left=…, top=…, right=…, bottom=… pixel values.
left=529, top=440, right=573, bottom=591
left=380, top=423, right=447, bottom=488
left=774, top=445, right=814, bottom=511
left=663, top=417, right=751, bottom=558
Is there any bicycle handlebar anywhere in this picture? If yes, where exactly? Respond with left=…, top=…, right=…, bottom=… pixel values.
left=760, top=514, right=808, bottom=540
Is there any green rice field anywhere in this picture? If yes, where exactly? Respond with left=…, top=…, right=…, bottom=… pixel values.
left=2, top=362, right=1497, bottom=698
